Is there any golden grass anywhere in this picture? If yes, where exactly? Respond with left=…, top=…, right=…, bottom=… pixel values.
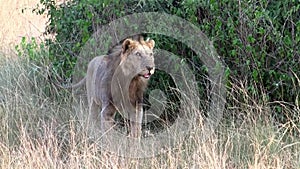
left=0, top=54, right=300, bottom=168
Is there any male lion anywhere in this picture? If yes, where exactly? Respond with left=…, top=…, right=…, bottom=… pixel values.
left=70, top=37, right=155, bottom=138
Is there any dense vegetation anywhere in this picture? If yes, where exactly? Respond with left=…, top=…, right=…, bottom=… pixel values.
left=31, top=0, right=299, bottom=120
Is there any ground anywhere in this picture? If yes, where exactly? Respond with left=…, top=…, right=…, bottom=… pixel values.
left=0, top=0, right=64, bottom=55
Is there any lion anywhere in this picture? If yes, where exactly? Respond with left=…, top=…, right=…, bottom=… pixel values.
left=68, top=37, right=155, bottom=138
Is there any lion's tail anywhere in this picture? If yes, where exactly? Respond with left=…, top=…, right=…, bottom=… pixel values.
left=56, top=77, right=86, bottom=89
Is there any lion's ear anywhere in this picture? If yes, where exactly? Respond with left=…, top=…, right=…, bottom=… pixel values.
left=146, top=39, right=155, bottom=49
left=122, top=39, right=135, bottom=53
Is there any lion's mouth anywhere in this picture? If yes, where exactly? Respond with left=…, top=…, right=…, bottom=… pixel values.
left=139, top=68, right=155, bottom=79
left=142, top=73, right=151, bottom=79
left=139, top=72, right=151, bottom=79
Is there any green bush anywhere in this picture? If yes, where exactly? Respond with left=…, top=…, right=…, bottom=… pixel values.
left=33, top=0, right=299, bottom=119
left=197, top=1, right=300, bottom=103
left=33, top=0, right=128, bottom=79
left=14, top=37, right=68, bottom=99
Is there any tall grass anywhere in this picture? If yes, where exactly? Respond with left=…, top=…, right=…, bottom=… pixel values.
left=0, top=54, right=300, bottom=169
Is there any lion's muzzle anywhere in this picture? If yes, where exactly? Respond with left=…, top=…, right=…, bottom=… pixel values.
left=141, top=66, right=155, bottom=79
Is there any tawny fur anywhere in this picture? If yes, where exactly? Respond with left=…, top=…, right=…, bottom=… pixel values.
left=68, top=37, right=155, bottom=138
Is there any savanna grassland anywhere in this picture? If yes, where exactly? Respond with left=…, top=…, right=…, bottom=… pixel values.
left=1, top=54, right=300, bottom=168
left=0, top=0, right=300, bottom=168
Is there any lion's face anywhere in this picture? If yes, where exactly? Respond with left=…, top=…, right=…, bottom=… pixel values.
left=120, top=38, right=155, bottom=80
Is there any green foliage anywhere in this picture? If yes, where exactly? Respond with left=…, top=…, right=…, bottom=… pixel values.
left=32, top=0, right=299, bottom=120
left=14, top=37, right=64, bottom=99
left=15, top=37, right=48, bottom=62
left=196, top=1, right=300, bottom=104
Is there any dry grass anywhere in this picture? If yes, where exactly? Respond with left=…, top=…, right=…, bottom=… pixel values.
left=1, top=2, right=300, bottom=167
left=0, top=53, right=300, bottom=168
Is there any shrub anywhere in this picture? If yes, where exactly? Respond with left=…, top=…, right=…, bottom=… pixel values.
left=33, top=0, right=299, bottom=120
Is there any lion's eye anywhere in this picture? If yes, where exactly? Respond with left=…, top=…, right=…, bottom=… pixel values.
left=136, top=52, right=142, bottom=57
left=149, top=53, right=153, bottom=56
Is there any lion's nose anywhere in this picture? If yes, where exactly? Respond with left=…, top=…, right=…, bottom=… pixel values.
left=146, top=66, right=155, bottom=74
left=146, top=66, right=154, bottom=71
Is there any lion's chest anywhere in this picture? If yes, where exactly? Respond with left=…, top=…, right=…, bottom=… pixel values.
left=129, top=77, right=148, bottom=105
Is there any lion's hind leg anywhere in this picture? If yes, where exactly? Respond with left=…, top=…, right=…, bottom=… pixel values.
left=100, top=103, right=116, bottom=135
left=87, top=100, right=101, bottom=137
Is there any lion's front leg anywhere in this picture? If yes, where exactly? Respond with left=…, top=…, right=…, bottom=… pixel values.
left=129, top=102, right=143, bottom=138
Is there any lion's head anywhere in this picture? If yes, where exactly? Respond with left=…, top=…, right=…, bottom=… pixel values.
left=118, top=37, right=155, bottom=81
